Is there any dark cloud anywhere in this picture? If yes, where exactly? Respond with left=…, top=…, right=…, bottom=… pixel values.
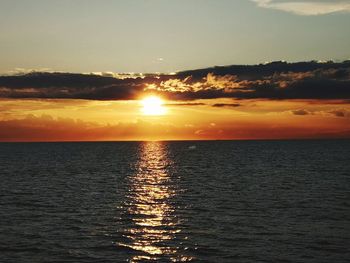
left=292, top=109, right=311, bottom=116
left=329, top=109, right=349, bottom=118
left=0, top=72, right=151, bottom=100
left=1, top=61, right=350, bottom=101
left=165, top=102, right=206, bottom=106
left=291, top=108, right=350, bottom=117
left=176, top=60, right=350, bottom=80
left=212, top=103, right=241, bottom=108
left=331, top=110, right=345, bottom=117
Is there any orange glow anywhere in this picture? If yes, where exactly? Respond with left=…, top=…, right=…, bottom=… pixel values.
left=0, top=98, right=349, bottom=141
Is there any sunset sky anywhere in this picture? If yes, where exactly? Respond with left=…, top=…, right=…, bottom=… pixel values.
left=0, top=0, right=350, bottom=141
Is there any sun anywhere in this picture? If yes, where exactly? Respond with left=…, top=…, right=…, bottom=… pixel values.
left=141, top=96, right=166, bottom=116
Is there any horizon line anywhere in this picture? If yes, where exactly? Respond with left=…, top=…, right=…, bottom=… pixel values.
left=1, top=138, right=350, bottom=143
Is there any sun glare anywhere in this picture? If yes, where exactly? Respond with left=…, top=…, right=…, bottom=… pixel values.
left=141, top=96, right=166, bottom=116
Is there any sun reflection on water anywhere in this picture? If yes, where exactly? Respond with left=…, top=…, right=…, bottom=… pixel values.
left=118, top=142, right=193, bottom=262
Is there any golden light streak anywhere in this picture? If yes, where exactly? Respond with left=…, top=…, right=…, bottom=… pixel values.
left=117, top=142, right=193, bottom=262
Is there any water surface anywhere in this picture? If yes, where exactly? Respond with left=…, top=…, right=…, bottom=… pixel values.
left=0, top=140, right=349, bottom=262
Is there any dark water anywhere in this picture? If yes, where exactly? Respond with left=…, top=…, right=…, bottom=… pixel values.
left=0, top=140, right=349, bottom=262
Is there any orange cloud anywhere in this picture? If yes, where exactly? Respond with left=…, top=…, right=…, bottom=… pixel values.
left=1, top=110, right=349, bottom=142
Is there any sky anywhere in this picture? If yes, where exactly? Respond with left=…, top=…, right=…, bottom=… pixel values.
left=1, top=0, right=350, bottom=73
left=0, top=0, right=350, bottom=141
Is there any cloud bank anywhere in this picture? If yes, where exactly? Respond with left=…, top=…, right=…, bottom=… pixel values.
left=251, top=0, right=350, bottom=15
left=1, top=114, right=348, bottom=142
left=1, top=61, right=350, bottom=102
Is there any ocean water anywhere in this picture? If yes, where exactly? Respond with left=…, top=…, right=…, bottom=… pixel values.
left=0, top=140, right=349, bottom=262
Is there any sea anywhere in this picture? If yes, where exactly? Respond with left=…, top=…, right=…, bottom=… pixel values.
left=0, top=140, right=349, bottom=262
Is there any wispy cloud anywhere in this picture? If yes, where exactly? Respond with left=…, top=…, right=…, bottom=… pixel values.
left=290, top=108, right=350, bottom=117
left=212, top=103, right=241, bottom=108
left=251, top=0, right=350, bottom=15
left=291, top=109, right=312, bottom=115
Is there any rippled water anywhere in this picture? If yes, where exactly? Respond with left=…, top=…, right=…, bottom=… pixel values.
left=0, top=140, right=349, bottom=262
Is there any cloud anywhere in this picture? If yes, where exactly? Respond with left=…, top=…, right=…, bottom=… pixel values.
left=251, top=0, right=350, bottom=15
left=292, top=109, right=311, bottom=115
left=1, top=113, right=349, bottom=141
left=151, top=61, right=350, bottom=101
left=0, top=72, right=145, bottom=100
left=0, top=115, right=188, bottom=141
left=1, top=61, right=350, bottom=101
left=329, top=109, right=349, bottom=117
left=165, top=102, right=206, bottom=106
left=290, top=108, right=350, bottom=117
left=212, top=103, right=241, bottom=108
